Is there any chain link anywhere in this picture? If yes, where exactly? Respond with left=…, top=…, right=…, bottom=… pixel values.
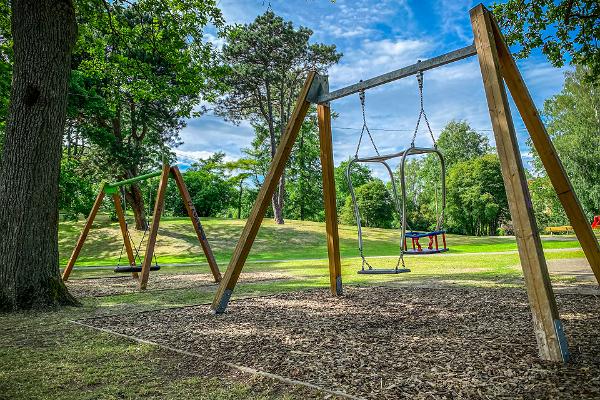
left=354, top=85, right=380, bottom=158
left=411, top=70, right=437, bottom=148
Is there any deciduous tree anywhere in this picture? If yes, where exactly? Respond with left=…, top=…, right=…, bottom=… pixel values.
left=0, top=0, right=79, bottom=310
left=69, top=0, right=225, bottom=229
left=493, top=0, right=600, bottom=80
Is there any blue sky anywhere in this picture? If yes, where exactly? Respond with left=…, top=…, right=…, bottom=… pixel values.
left=174, top=0, right=569, bottom=174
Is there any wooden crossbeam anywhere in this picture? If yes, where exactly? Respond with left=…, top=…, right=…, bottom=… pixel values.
left=487, top=16, right=600, bottom=285
left=317, top=103, right=343, bottom=295
left=210, top=72, right=316, bottom=314
left=139, top=163, right=170, bottom=290
left=112, top=193, right=139, bottom=280
left=61, top=187, right=105, bottom=281
left=471, top=4, right=568, bottom=362
left=171, top=166, right=222, bottom=282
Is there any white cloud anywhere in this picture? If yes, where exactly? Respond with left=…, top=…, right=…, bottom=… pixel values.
left=328, top=38, right=432, bottom=87
left=173, top=0, right=567, bottom=178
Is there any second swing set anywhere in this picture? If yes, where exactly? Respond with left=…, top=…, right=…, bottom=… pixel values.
left=346, top=69, right=448, bottom=275
left=61, top=163, right=222, bottom=290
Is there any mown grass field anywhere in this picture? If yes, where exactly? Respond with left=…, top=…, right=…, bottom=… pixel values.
left=1, top=216, right=596, bottom=399
left=60, top=214, right=584, bottom=268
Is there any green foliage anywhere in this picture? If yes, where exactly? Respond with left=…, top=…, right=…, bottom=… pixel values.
left=340, top=179, right=395, bottom=228
left=395, top=121, right=491, bottom=233
left=165, top=153, right=237, bottom=218
left=529, top=176, right=569, bottom=228
left=435, top=120, right=490, bottom=168
left=493, top=0, right=600, bottom=80
left=335, top=159, right=373, bottom=212
left=446, top=154, right=508, bottom=235
left=68, top=0, right=225, bottom=181
left=58, top=157, right=97, bottom=221
left=535, top=66, right=600, bottom=217
left=216, top=11, right=341, bottom=127
left=216, top=10, right=341, bottom=222
left=397, top=158, right=438, bottom=231
left=285, top=112, right=325, bottom=221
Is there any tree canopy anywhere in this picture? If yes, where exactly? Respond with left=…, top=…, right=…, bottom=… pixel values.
left=493, top=0, right=600, bottom=80
left=68, top=0, right=226, bottom=228
left=531, top=66, right=600, bottom=218
left=216, top=11, right=341, bottom=223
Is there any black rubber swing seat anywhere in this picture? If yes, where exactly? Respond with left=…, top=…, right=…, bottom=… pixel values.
left=357, top=268, right=411, bottom=274
left=113, top=265, right=161, bottom=273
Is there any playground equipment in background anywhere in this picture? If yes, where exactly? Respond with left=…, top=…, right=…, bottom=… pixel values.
left=545, top=225, right=574, bottom=235
left=346, top=70, right=448, bottom=275
left=208, top=5, right=600, bottom=363
left=545, top=217, right=600, bottom=234
left=61, top=163, right=222, bottom=290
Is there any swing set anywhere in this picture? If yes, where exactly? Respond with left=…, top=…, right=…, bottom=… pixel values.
left=61, top=163, right=222, bottom=290
left=209, top=5, right=600, bottom=363
left=347, top=69, right=448, bottom=275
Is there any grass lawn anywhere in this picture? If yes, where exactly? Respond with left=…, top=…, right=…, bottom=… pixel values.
left=1, top=217, right=596, bottom=399
left=59, top=215, right=586, bottom=268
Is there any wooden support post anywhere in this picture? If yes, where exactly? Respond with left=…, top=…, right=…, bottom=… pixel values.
left=62, top=187, right=105, bottom=281
left=139, top=163, right=170, bottom=290
left=112, top=193, right=139, bottom=280
left=170, top=166, right=222, bottom=282
left=487, top=17, right=600, bottom=285
left=471, top=4, right=568, bottom=362
left=211, top=72, right=316, bottom=313
left=317, top=104, right=343, bottom=295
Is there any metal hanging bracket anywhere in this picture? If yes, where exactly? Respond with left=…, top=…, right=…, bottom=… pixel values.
left=307, top=74, right=330, bottom=104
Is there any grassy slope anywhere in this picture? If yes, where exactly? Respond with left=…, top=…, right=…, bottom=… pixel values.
left=60, top=215, right=585, bottom=267
left=1, top=217, right=593, bottom=399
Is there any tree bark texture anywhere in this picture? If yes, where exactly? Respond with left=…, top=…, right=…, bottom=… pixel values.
left=124, top=183, right=148, bottom=231
left=0, top=0, right=78, bottom=310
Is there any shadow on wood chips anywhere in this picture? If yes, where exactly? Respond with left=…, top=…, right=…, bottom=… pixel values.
left=84, top=286, right=600, bottom=399
left=66, top=271, right=292, bottom=297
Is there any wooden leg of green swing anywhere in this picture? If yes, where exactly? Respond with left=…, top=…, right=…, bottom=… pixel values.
left=210, top=72, right=316, bottom=313
left=471, top=4, right=568, bottom=362
left=62, top=187, right=105, bottom=281
left=113, top=193, right=139, bottom=280
left=317, top=103, right=342, bottom=295
left=170, top=165, right=222, bottom=282
left=139, top=163, right=170, bottom=290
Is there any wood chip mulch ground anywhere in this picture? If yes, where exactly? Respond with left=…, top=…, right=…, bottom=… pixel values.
left=84, top=286, right=600, bottom=399
left=66, top=271, right=293, bottom=297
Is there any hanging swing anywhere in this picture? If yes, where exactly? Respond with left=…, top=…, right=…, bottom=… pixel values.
left=346, top=68, right=448, bottom=275
left=114, top=187, right=160, bottom=274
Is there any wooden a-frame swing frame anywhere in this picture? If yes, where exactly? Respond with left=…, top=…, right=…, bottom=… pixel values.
left=210, top=4, right=599, bottom=362
left=62, top=163, right=222, bottom=290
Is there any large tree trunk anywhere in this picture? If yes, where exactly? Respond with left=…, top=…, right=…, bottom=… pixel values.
left=124, top=183, right=148, bottom=231
left=0, top=0, right=78, bottom=311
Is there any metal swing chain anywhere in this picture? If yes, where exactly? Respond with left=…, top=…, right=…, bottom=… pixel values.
left=411, top=71, right=437, bottom=148
left=354, top=86, right=380, bottom=158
